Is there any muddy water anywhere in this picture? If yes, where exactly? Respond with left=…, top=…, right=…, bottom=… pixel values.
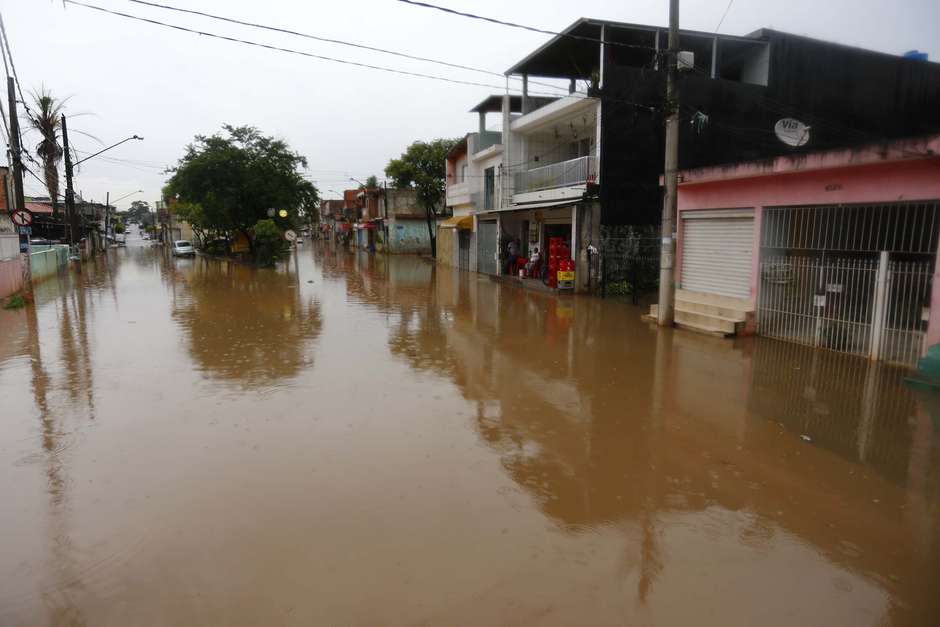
left=1, top=238, right=938, bottom=626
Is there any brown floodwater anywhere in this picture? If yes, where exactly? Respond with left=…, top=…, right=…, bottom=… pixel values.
left=1, top=234, right=938, bottom=626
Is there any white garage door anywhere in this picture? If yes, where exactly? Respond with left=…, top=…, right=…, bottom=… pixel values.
left=681, top=211, right=754, bottom=299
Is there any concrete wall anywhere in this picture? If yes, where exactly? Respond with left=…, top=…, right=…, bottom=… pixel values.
left=0, top=256, right=23, bottom=299
left=389, top=218, right=432, bottom=254
left=30, top=245, right=69, bottom=282
left=0, top=233, right=19, bottom=260
left=437, top=227, right=456, bottom=267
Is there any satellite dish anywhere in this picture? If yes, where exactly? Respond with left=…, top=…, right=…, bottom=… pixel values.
left=774, top=118, right=811, bottom=147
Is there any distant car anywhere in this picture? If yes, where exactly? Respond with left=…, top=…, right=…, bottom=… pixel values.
left=171, top=240, right=195, bottom=257
left=29, top=238, right=56, bottom=246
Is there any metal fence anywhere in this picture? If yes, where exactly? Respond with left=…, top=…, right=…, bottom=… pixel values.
left=596, top=237, right=660, bottom=303
left=758, top=254, right=932, bottom=366
left=513, top=155, right=596, bottom=194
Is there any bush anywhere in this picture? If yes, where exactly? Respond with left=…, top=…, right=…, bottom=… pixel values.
left=253, top=219, right=287, bottom=265
left=3, top=293, right=26, bottom=310
left=114, top=221, right=126, bottom=234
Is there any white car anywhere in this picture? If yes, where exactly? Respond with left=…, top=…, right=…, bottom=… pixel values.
left=171, top=240, right=195, bottom=257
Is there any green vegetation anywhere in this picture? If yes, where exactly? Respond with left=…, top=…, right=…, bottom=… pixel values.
left=252, top=219, right=286, bottom=266
left=29, top=87, right=66, bottom=216
left=164, top=125, right=317, bottom=254
left=127, top=200, right=152, bottom=225
left=3, top=293, right=26, bottom=310
left=114, top=220, right=126, bottom=234
left=385, top=138, right=458, bottom=257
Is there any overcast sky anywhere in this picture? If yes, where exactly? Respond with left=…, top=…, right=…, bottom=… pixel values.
left=4, top=0, right=938, bottom=208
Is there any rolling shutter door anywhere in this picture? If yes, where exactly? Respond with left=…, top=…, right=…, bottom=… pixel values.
left=681, top=214, right=754, bottom=299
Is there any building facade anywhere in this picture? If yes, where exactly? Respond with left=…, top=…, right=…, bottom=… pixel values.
left=670, top=134, right=940, bottom=366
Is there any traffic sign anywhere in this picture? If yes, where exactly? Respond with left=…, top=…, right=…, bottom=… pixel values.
left=11, top=209, right=33, bottom=227
left=284, top=229, right=297, bottom=242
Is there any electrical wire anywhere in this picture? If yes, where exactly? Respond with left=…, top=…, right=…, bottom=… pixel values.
left=120, top=0, right=570, bottom=95
left=396, top=0, right=659, bottom=52
left=715, top=0, right=735, bottom=33
left=63, top=0, right=563, bottom=96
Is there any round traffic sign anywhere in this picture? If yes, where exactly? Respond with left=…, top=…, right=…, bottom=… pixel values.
left=284, top=229, right=297, bottom=242
left=11, top=209, right=33, bottom=227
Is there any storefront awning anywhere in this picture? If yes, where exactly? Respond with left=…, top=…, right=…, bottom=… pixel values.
left=439, top=215, right=473, bottom=230
left=478, top=199, right=578, bottom=213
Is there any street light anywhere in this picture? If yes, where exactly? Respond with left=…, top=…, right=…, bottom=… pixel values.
left=75, top=135, right=144, bottom=167
left=349, top=177, right=365, bottom=188
left=111, top=189, right=143, bottom=205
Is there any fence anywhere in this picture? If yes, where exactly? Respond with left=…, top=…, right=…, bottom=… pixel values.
left=513, top=155, right=596, bottom=194
left=758, top=254, right=932, bottom=367
left=597, top=237, right=660, bottom=303
left=30, top=245, right=70, bottom=282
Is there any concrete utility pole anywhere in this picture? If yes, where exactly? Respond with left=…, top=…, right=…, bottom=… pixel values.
left=8, top=76, right=30, bottom=288
left=657, top=0, right=680, bottom=326
left=61, top=114, right=79, bottom=247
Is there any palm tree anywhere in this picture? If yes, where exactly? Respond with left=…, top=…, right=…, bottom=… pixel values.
left=29, top=87, right=67, bottom=215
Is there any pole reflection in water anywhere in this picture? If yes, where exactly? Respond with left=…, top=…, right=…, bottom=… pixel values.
left=0, top=242, right=936, bottom=626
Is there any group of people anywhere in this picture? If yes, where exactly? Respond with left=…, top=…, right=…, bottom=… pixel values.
left=504, top=237, right=544, bottom=280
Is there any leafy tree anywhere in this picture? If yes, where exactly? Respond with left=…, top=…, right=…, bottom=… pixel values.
left=365, top=174, right=379, bottom=189
left=171, top=201, right=210, bottom=246
left=164, top=125, right=318, bottom=251
left=113, top=220, right=126, bottom=234
left=29, top=87, right=67, bottom=215
left=385, top=138, right=458, bottom=257
left=252, top=218, right=286, bottom=265
left=127, top=200, right=152, bottom=224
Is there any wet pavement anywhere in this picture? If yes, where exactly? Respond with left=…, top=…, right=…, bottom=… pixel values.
left=1, top=232, right=938, bottom=626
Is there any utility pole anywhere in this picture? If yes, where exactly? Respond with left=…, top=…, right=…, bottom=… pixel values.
left=8, top=76, right=30, bottom=289
left=105, top=191, right=110, bottom=247
left=657, top=0, right=679, bottom=326
left=62, top=114, right=79, bottom=248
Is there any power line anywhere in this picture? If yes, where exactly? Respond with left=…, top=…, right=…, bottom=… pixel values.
left=396, top=0, right=658, bottom=52
left=715, top=0, right=735, bottom=33
left=121, top=0, right=569, bottom=94
left=63, top=0, right=563, bottom=95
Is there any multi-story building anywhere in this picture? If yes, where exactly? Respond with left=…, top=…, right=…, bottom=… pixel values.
left=444, top=18, right=940, bottom=294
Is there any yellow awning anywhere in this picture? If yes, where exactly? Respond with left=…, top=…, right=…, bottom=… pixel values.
left=439, top=215, right=473, bottom=230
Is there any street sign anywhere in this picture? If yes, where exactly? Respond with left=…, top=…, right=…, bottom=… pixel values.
left=11, top=209, right=33, bottom=227
left=284, top=229, right=297, bottom=242
left=17, top=226, right=31, bottom=235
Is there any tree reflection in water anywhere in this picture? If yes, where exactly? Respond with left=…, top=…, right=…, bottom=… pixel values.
left=172, top=258, right=321, bottom=388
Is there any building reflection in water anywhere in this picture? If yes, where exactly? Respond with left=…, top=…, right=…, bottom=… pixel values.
left=170, top=257, right=322, bottom=389
left=343, top=253, right=940, bottom=626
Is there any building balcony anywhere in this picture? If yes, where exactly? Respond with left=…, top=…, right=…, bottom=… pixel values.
left=446, top=181, right=471, bottom=207
left=513, top=155, right=596, bottom=195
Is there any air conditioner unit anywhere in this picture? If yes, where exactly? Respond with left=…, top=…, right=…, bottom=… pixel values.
left=678, top=50, right=695, bottom=71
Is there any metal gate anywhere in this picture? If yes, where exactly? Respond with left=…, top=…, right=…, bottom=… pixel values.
left=458, top=230, right=471, bottom=270
left=759, top=254, right=932, bottom=366
left=477, top=220, right=498, bottom=275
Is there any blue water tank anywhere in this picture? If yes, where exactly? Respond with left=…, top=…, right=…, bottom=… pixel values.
left=904, top=50, right=929, bottom=61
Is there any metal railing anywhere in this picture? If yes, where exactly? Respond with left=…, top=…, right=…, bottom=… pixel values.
left=758, top=254, right=933, bottom=367
left=513, top=155, right=596, bottom=194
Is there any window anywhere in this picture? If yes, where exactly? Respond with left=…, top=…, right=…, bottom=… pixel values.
left=461, top=164, right=468, bottom=183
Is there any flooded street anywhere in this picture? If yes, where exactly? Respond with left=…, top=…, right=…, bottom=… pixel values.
left=1, top=236, right=939, bottom=626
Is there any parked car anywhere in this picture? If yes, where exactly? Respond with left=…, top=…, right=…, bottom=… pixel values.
left=171, top=240, right=195, bottom=257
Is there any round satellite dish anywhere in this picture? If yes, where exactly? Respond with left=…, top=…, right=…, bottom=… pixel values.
left=774, top=118, right=811, bottom=147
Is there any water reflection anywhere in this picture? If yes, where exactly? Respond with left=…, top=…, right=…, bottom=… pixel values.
left=171, top=257, right=322, bottom=388
left=344, top=253, right=940, bottom=626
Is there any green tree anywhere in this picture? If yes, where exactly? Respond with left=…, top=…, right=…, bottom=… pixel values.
left=127, top=200, right=152, bottom=224
left=28, top=87, right=67, bottom=215
left=252, top=218, right=286, bottom=266
left=113, top=220, right=126, bottom=234
left=365, top=174, right=379, bottom=189
left=384, top=138, right=458, bottom=257
left=164, top=125, right=318, bottom=251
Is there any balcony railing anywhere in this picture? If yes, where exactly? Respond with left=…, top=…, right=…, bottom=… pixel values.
left=446, top=181, right=470, bottom=205
left=513, top=155, right=597, bottom=194
left=471, top=131, right=502, bottom=155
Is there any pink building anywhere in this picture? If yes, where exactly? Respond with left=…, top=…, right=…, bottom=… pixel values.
left=671, top=134, right=940, bottom=367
